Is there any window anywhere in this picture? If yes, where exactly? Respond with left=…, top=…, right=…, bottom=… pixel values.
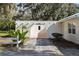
left=38, top=26, right=41, bottom=30
left=72, top=24, right=76, bottom=34
left=68, top=23, right=76, bottom=34
left=0, top=8, right=4, bottom=13
left=68, top=23, right=72, bottom=33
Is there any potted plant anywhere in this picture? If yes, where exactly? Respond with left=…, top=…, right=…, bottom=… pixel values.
left=52, top=33, right=63, bottom=42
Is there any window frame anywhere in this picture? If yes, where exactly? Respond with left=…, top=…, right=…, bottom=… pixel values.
left=68, top=23, right=76, bottom=34
left=68, top=23, right=72, bottom=33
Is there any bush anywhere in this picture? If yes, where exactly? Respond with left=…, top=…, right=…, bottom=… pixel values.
left=0, top=20, right=15, bottom=31
left=8, top=29, right=28, bottom=44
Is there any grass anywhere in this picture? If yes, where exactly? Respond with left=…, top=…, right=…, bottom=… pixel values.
left=0, top=30, right=28, bottom=45
left=0, top=30, right=12, bottom=37
left=0, top=31, right=12, bottom=45
left=0, top=33, right=9, bottom=37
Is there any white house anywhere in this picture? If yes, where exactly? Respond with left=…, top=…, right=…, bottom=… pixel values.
left=16, top=13, right=79, bottom=44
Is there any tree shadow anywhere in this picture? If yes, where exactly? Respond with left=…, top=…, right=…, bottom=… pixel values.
left=36, top=38, right=53, bottom=46
left=2, top=50, right=60, bottom=56
left=52, top=38, right=79, bottom=56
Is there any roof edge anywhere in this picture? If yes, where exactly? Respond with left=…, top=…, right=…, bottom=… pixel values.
left=58, top=13, right=79, bottom=22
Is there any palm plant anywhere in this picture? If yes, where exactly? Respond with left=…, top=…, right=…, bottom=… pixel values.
left=8, top=30, right=18, bottom=37
left=17, top=29, right=28, bottom=43
left=9, top=29, right=28, bottom=43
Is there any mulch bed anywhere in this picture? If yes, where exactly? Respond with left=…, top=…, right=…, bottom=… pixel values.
left=51, top=38, right=79, bottom=49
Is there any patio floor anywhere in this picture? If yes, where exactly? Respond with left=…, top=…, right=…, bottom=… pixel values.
left=0, top=38, right=79, bottom=56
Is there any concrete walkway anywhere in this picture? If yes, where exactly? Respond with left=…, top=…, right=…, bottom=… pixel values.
left=0, top=39, right=63, bottom=56
left=20, top=39, right=63, bottom=55
left=1, top=39, right=79, bottom=56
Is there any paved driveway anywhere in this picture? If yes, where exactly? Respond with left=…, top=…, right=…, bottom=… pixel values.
left=0, top=39, right=79, bottom=56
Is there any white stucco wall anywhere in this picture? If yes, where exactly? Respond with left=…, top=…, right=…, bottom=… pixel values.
left=47, top=22, right=60, bottom=38
left=62, top=18, right=79, bottom=44
left=30, top=23, right=46, bottom=38
left=15, top=21, right=59, bottom=38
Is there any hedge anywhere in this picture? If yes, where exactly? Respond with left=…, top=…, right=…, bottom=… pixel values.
left=0, top=20, right=15, bottom=31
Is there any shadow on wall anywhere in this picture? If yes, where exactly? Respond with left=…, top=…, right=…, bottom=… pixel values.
left=37, top=22, right=59, bottom=39
left=37, top=27, right=48, bottom=39
left=47, top=23, right=59, bottom=38
left=36, top=24, right=56, bottom=46
left=36, top=27, right=49, bottom=46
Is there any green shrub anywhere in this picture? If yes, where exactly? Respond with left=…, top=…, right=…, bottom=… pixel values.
left=0, top=20, right=15, bottom=31
left=8, top=30, right=18, bottom=37
left=9, top=30, right=28, bottom=43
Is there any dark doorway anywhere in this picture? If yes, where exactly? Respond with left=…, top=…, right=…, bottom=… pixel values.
left=38, top=26, right=41, bottom=30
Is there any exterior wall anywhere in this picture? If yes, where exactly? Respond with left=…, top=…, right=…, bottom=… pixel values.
left=57, top=22, right=64, bottom=34
left=30, top=24, right=48, bottom=38
left=62, top=18, right=79, bottom=44
left=15, top=21, right=59, bottom=39
left=47, top=22, right=60, bottom=38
